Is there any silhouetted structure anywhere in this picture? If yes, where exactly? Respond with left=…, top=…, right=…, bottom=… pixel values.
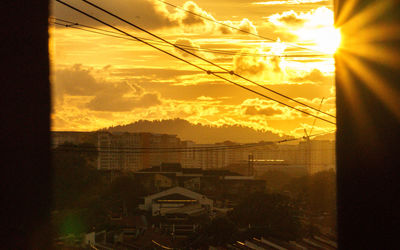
left=336, top=0, right=400, bottom=248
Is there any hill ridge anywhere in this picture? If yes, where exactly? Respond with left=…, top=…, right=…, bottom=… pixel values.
left=103, top=118, right=293, bottom=144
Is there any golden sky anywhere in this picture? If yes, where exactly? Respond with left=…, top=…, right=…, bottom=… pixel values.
left=50, top=0, right=337, bottom=137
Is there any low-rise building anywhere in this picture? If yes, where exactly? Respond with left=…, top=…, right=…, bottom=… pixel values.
left=139, top=186, right=213, bottom=216
left=139, top=186, right=213, bottom=239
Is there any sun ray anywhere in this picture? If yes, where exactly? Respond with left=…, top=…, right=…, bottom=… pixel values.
left=342, top=43, right=400, bottom=70
left=335, top=55, right=378, bottom=141
left=341, top=52, right=400, bottom=122
left=335, top=0, right=360, bottom=27
left=339, top=0, right=392, bottom=32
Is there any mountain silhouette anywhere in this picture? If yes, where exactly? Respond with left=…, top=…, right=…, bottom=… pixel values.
left=103, top=118, right=293, bottom=144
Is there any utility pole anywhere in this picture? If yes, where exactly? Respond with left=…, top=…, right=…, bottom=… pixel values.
left=248, top=154, right=254, bottom=176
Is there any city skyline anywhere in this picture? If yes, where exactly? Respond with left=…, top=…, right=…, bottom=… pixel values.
left=52, top=130, right=336, bottom=174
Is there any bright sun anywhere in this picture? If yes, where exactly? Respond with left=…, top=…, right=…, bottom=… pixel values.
left=296, top=27, right=342, bottom=54
left=315, top=27, right=342, bottom=54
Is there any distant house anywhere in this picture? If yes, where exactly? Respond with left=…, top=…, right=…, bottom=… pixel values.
left=139, top=186, right=213, bottom=216
left=134, top=163, right=266, bottom=198
left=139, top=186, right=213, bottom=239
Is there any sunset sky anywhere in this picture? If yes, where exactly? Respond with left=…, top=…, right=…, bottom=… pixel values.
left=50, top=0, right=337, bottom=138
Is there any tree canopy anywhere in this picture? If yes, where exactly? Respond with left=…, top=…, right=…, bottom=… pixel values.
left=229, top=192, right=303, bottom=241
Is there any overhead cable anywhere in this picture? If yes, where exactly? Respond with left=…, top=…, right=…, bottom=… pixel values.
left=52, top=130, right=336, bottom=154
left=79, top=0, right=336, bottom=120
left=51, top=18, right=328, bottom=58
left=155, top=0, right=326, bottom=54
left=55, top=0, right=335, bottom=125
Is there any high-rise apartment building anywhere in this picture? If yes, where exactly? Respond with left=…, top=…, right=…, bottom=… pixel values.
left=52, top=131, right=335, bottom=174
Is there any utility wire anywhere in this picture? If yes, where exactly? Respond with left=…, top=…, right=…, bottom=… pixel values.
left=51, top=18, right=328, bottom=58
left=78, top=0, right=336, bottom=120
left=55, top=0, right=335, bottom=124
left=155, top=0, right=326, bottom=54
left=52, top=130, right=336, bottom=154
left=53, top=142, right=277, bottom=153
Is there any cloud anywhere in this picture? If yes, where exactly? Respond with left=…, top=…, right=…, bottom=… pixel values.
left=111, top=68, right=200, bottom=80
left=217, top=19, right=258, bottom=35
left=237, top=18, right=258, bottom=34
left=268, top=7, right=333, bottom=27
left=265, top=7, right=334, bottom=43
left=270, top=11, right=307, bottom=26
left=51, top=0, right=179, bottom=30
left=53, top=64, right=162, bottom=112
left=87, top=92, right=161, bottom=112
left=234, top=54, right=282, bottom=75
left=197, top=96, right=214, bottom=101
left=245, top=106, right=283, bottom=116
left=240, top=98, right=297, bottom=120
left=180, top=1, right=214, bottom=26
left=291, top=68, right=326, bottom=83
left=174, top=38, right=201, bottom=57
left=233, top=45, right=285, bottom=76
left=218, top=21, right=235, bottom=34
left=253, top=0, right=329, bottom=5
left=52, top=0, right=258, bottom=35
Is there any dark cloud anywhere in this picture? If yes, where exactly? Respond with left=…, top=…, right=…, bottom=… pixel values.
left=181, top=2, right=207, bottom=26
left=54, top=64, right=162, bottom=111
left=244, top=106, right=283, bottom=116
left=54, top=64, right=100, bottom=96
left=52, top=0, right=178, bottom=30
left=52, top=0, right=258, bottom=36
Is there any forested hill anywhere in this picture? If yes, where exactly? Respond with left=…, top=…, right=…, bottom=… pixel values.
left=103, top=118, right=294, bottom=144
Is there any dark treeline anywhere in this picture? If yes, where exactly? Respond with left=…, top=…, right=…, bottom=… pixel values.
left=52, top=143, right=146, bottom=236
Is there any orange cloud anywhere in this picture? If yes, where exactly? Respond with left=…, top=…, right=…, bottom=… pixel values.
left=54, top=64, right=162, bottom=112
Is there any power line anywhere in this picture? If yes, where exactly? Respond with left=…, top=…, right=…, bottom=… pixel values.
left=52, top=130, right=336, bottom=154
left=53, top=141, right=282, bottom=153
left=80, top=0, right=336, bottom=119
left=75, top=0, right=336, bottom=121
left=55, top=0, right=335, bottom=124
left=155, top=0, right=326, bottom=54
left=50, top=18, right=328, bottom=59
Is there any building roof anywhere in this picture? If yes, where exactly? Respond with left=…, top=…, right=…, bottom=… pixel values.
left=182, top=168, right=203, bottom=174
left=202, top=169, right=242, bottom=176
left=155, top=193, right=198, bottom=202
left=144, top=186, right=210, bottom=203
left=138, top=163, right=182, bottom=173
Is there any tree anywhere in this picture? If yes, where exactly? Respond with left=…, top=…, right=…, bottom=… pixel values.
left=52, top=142, right=103, bottom=210
left=285, top=170, right=336, bottom=215
left=258, top=170, right=295, bottom=193
left=104, top=175, right=145, bottom=215
left=229, top=192, right=303, bottom=241
left=52, top=142, right=109, bottom=238
left=188, top=217, right=238, bottom=248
